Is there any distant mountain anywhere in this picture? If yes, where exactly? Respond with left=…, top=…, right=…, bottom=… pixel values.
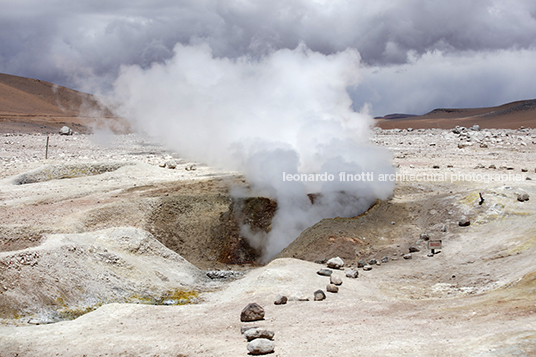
left=374, top=113, right=418, bottom=120
left=376, top=99, right=536, bottom=129
left=0, top=73, right=122, bottom=133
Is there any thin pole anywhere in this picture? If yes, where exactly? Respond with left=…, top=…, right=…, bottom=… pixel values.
left=45, top=136, right=49, bottom=159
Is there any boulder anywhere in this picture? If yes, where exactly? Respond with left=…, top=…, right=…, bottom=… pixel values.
left=59, top=126, right=73, bottom=135
left=274, top=295, right=287, bottom=305
left=244, top=328, right=275, bottom=341
left=346, top=269, right=359, bottom=278
left=326, top=257, right=344, bottom=269
left=314, top=290, right=326, bottom=301
left=458, top=217, right=471, bottom=226
left=317, top=269, right=333, bottom=276
left=240, top=303, right=265, bottom=322
left=247, top=338, right=275, bottom=355
left=326, top=284, right=339, bottom=293
left=330, top=274, right=342, bottom=286
left=517, top=193, right=530, bottom=202
left=357, top=259, right=366, bottom=268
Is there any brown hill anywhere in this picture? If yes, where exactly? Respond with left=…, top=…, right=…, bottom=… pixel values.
left=0, top=73, right=125, bottom=134
left=376, top=99, right=536, bottom=129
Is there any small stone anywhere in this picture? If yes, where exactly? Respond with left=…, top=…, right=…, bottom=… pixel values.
left=244, top=328, right=275, bottom=341
left=420, top=233, right=430, bottom=241
left=357, top=259, right=366, bottom=268
left=480, top=143, right=488, bottom=148
left=241, top=325, right=259, bottom=334
left=403, top=254, right=412, bottom=260
left=274, top=295, right=287, bottom=305
left=59, top=126, right=73, bottom=135
left=408, top=246, right=420, bottom=253
left=247, top=338, right=275, bottom=355
left=433, top=165, right=440, bottom=169
left=381, top=256, right=389, bottom=263
left=240, top=303, right=265, bottom=322
left=517, top=193, right=530, bottom=202
left=363, top=265, right=372, bottom=271
left=314, top=258, right=326, bottom=264
left=458, top=217, right=471, bottom=226
left=326, top=284, right=339, bottom=293
left=326, top=257, right=344, bottom=269
left=441, top=225, right=448, bottom=232
left=368, top=259, right=377, bottom=265
left=330, top=274, right=342, bottom=286
left=346, top=269, right=359, bottom=278
left=427, top=253, right=434, bottom=257
left=165, top=160, right=177, bottom=169
left=314, top=290, right=326, bottom=301
left=471, top=125, right=481, bottom=131
left=489, top=164, right=496, bottom=169
left=317, top=269, right=333, bottom=276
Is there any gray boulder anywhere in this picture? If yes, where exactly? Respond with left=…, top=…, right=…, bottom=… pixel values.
left=247, top=338, right=275, bottom=355
left=357, top=259, right=366, bottom=268
left=403, top=254, right=412, bottom=260
left=59, top=126, right=73, bottom=135
left=240, top=303, right=265, bottom=322
left=458, top=217, right=471, bottom=226
left=317, top=269, right=333, bottom=276
left=244, top=328, right=275, bottom=341
left=330, top=274, right=342, bottom=286
left=346, top=269, right=359, bottom=278
left=368, top=258, right=377, bottom=265
left=274, top=295, right=287, bottom=305
left=408, top=246, right=420, bottom=253
left=363, top=265, right=372, bottom=271
left=381, top=256, right=389, bottom=263
left=326, top=257, right=344, bottom=269
left=326, top=284, right=339, bottom=293
left=517, top=193, right=530, bottom=202
left=314, top=290, right=326, bottom=301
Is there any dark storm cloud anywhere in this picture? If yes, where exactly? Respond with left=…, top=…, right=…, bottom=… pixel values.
left=1, top=0, right=536, bottom=114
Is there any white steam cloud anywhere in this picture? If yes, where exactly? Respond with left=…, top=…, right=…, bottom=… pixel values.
left=103, top=43, right=395, bottom=260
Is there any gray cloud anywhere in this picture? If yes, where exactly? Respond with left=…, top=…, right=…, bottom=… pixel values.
left=1, top=0, right=536, bottom=114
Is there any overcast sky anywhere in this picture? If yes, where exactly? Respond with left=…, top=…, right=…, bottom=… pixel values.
left=1, top=0, right=536, bottom=116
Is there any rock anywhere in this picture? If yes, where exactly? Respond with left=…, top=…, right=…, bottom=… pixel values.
left=458, top=217, right=471, bottom=226
left=471, top=124, right=481, bottom=131
left=247, top=338, right=275, bottom=355
left=317, top=269, right=333, bottom=276
left=420, top=233, right=430, bottom=241
left=441, top=225, right=448, bottom=232
left=357, top=259, right=366, bottom=268
left=480, top=143, right=488, bottom=148
left=165, top=160, right=177, bottom=169
left=489, top=164, right=496, bottom=169
left=244, top=328, right=275, bottom=341
left=346, top=269, right=359, bottom=278
left=288, top=295, right=309, bottom=302
left=206, top=271, right=241, bottom=279
left=433, top=165, right=440, bottom=169
left=408, top=246, right=420, bottom=253
left=427, top=253, right=435, bottom=257
left=241, top=325, right=259, bottom=334
left=314, top=258, right=326, bottom=264
left=59, top=126, right=73, bottom=135
left=314, top=290, right=326, bottom=301
left=403, top=254, right=412, bottom=260
left=522, top=168, right=528, bottom=172
left=330, top=274, right=342, bottom=286
left=368, top=258, right=377, bottom=265
left=517, top=193, right=530, bottom=202
left=326, top=257, right=344, bottom=269
left=326, top=284, right=339, bottom=293
left=274, top=295, right=287, bottom=305
left=381, top=256, right=389, bottom=263
left=363, top=265, right=372, bottom=271
left=240, top=303, right=265, bottom=322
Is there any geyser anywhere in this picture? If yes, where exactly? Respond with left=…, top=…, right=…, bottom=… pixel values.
left=103, top=42, right=395, bottom=261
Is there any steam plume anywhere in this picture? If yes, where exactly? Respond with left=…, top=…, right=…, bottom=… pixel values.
left=103, top=42, right=395, bottom=260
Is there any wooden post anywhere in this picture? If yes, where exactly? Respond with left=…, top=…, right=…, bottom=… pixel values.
left=45, top=136, right=49, bottom=159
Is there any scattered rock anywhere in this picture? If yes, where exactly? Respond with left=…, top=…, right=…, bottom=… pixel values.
left=274, top=295, right=287, bottom=305
left=408, top=246, right=420, bottom=253
left=521, top=168, right=528, bottom=172
left=326, top=284, right=339, bottom=293
left=363, top=265, right=372, bottom=271
left=458, top=217, right=471, bottom=226
left=368, top=258, right=377, bottom=265
left=489, top=164, right=496, bottom=169
left=381, top=256, right=389, bottom=263
left=206, top=271, right=241, bottom=279
left=345, top=269, right=359, bottom=278
left=441, top=225, right=448, bottom=232
left=314, top=258, right=327, bottom=264
left=59, top=126, right=73, bottom=135
left=241, top=325, right=259, bottom=334
left=165, top=160, right=177, bottom=169
left=357, top=259, right=366, bottom=268
left=420, top=233, right=430, bottom=241
left=314, top=290, right=326, bottom=301
left=517, top=193, right=530, bottom=202
left=480, top=143, right=488, bottom=148
left=427, top=253, right=435, bottom=257
left=240, top=303, right=265, bottom=322
left=330, top=274, right=342, bottom=286
left=433, top=165, right=440, bottom=169
left=244, top=328, right=275, bottom=341
left=317, top=269, right=333, bottom=276
left=326, top=257, right=344, bottom=269
left=247, top=338, right=275, bottom=355
left=471, top=125, right=481, bottom=131
left=403, top=254, right=412, bottom=260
